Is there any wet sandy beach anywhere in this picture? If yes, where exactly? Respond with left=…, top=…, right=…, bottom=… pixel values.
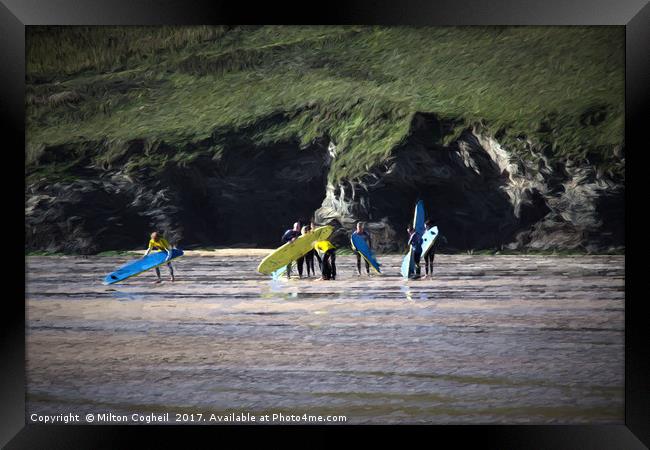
left=26, top=254, right=624, bottom=424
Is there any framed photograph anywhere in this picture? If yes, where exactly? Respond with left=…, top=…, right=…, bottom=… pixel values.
left=4, top=0, right=647, bottom=447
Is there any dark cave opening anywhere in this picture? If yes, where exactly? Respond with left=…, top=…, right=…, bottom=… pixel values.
left=352, top=117, right=556, bottom=252
left=175, top=139, right=331, bottom=248
left=365, top=181, right=523, bottom=252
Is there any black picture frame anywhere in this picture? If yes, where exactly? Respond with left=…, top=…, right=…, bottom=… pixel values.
left=4, top=0, right=647, bottom=447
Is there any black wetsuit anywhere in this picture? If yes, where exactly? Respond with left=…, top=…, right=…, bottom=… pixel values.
left=322, top=249, right=336, bottom=280
left=314, top=250, right=322, bottom=271
left=425, top=234, right=447, bottom=276
left=296, top=255, right=305, bottom=278
left=281, top=229, right=301, bottom=277
left=304, top=249, right=316, bottom=277
left=352, top=231, right=372, bottom=275
left=407, top=231, right=423, bottom=277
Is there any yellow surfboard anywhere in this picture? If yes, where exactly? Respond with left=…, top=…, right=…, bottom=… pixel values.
left=257, top=225, right=334, bottom=275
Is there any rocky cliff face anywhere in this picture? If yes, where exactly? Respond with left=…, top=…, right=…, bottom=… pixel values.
left=317, top=113, right=624, bottom=253
left=25, top=114, right=624, bottom=254
left=26, top=137, right=331, bottom=253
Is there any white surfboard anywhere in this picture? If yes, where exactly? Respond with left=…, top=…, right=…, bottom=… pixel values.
left=421, top=226, right=439, bottom=257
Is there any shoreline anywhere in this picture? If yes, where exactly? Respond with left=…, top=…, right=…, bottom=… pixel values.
left=25, top=248, right=626, bottom=257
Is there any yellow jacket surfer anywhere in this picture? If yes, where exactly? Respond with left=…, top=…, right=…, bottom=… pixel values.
left=144, top=231, right=175, bottom=283
left=313, top=240, right=336, bottom=280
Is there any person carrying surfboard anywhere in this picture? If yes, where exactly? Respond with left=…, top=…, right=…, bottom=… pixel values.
left=310, top=220, right=323, bottom=271
left=313, top=240, right=336, bottom=280
left=301, top=225, right=317, bottom=278
left=281, top=222, right=302, bottom=278
left=423, top=220, right=446, bottom=278
left=144, top=231, right=175, bottom=283
left=407, top=224, right=423, bottom=278
left=351, top=222, right=372, bottom=276
left=295, top=226, right=308, bottom=278
left=423, top=220, right=436, bottom=277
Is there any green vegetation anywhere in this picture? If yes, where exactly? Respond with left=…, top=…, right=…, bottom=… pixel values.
left=26, top=26, right=624, bottom=182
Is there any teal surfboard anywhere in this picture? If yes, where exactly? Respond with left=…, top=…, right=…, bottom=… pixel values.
left=271, top=265, right=287, bottom=279
left=421, top=226, right=439, bottom=257
left=103, top=249, right=183, bottom=285
left=351, top=233, right=381, bottom=273
left=400, top=251, right=415, bottom=278
left=401, top=200, right=425, bottom=279
left=270, top=254, right=319, bottom=279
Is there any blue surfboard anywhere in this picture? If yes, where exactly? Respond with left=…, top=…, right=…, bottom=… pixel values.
left=351, top=233, right=381, bottom=273
left=401, top=200, right=426, bottom=279
left=103, top=249, right=184, bottom=285
left=414, top=200, right=425, bottom=236
left=421, top=226, right=439, bottom=257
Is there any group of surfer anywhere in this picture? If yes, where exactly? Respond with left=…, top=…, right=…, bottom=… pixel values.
left=144, top=217, right=443, bottom=282
left=280, top=221, right=337, bottom=280
left=277, top=221, right=378, bottom=281
left=277, top=218, right=442, bottom=281
left=407, top=220, right=439, bottom=278
left=281, top=221, right=338, bottom=280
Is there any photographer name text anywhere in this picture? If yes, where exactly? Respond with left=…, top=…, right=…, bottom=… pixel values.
left=30, top=412, right=347, bottom=424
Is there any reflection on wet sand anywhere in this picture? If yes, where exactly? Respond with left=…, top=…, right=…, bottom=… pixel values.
left=26, top=254, right=624, bottom=424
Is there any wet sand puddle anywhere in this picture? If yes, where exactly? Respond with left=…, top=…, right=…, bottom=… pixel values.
left=26, top=254, right=624, bottom=424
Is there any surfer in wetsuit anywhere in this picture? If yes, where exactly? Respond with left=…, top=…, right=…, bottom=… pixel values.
left=144, top=231, right=175, bottom=283
left=424, top=219, right=448, bottom=278
left=423, top=220, right=436, bottom=277
left=351, top=222, right=372, bottom=276
left=314, top=240, right=336, bottom=280
left=310, top=220, right=322, bottom=271
left=407, top=224, right=423, bottom=278
left=301, top=225, right=316, bottom=277
left=281, top=222, right=302, bottom=278
left=424, top=221, right=448, bottom=278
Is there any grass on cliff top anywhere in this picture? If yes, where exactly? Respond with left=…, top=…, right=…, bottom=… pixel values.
left=26, top=26, right=624, bottom=181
